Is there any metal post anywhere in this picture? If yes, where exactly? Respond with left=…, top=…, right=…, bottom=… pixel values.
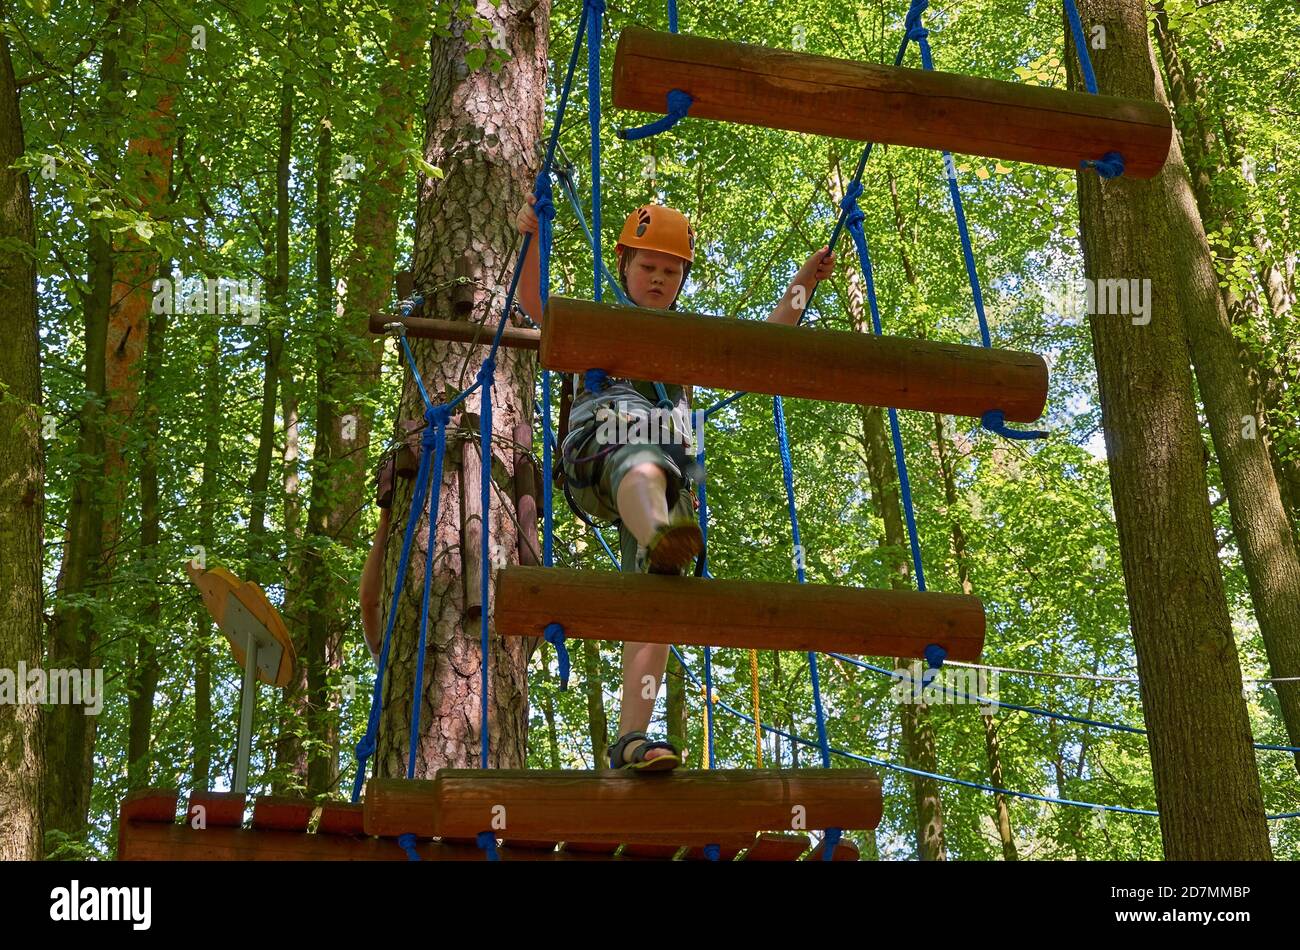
left=233, top=634, right=259, bottom=794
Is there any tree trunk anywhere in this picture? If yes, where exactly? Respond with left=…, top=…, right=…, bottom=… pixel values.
left=248, top=76, right=292, bottom=582
left=1148, top=9, right=1300, bottom=771
left=373, top=0, right=549, bottom=780
left=1069, top=0, right=1269, bottom=859
left=44, top=26, right=123, bottom=850
left=0, top=26, right=44, bottom=861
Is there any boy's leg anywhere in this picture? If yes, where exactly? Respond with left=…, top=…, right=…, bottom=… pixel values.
left=359, top=507, right=392, bottom=662
left=614, top=461, right=671, bottom=547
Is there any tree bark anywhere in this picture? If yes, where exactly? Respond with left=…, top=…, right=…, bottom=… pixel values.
left=0, top=25, right=44, bottom=861
left=1069, top=0, right=1269, bottom=859
left=1149, top=8, right=1300, bottom=772
left=373, top=0, right=549, bottom=779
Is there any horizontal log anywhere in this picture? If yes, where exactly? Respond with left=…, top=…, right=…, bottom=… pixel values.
left=541, top=297, right=1048, bottom=422
left=363, top=769, right=882, bottom=841
left=494, top=566, right=985, bottom=661
left=116, top=822, right=605, bottom=862
left=613, top=27, right=1171, bottom=178
left=369, top=312, right=540, bottom=350
left=741, top=833, right=812, bottom=861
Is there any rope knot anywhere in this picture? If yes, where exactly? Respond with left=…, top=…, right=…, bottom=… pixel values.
left=354, top=733, right=375, bottom=762
left=478, top=357, right=497, bottom=384
left=904, top=0, right=930, bottom=40
left=703, top=843, right=721, bottom=862
left=584, top=368, right=609, bottom=392
left=922, top=643, right=947, bottom=689
left=665, top=88, right=693, bottom=119
left=424, top=406, right=453, bottom=446
left=1082, top=151, right=1126, bottom=180
left=839, top=180, right=866, bottom=230
left=397, top=832, right=421, bottom=861
left=533, top=172, right=556, bottom=222
left=476, top=831, right=501, bottom=861
left=544, top=622, right=571, bottom=689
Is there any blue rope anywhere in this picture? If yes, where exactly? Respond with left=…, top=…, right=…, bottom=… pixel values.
left=1062, top=0, right=1126, bottom=178
left=667, top=0, right=678, bottom=33
left=544, top=622, right=571, bottom=688
left=771, top=394, right=840, bottom=846
left=408, top=404, right=453, bottom=777
left=703, top=843, right=721, bottom=861
left=587, top=0, right=605, bottom=305
left=477, top=830, right=501, bottom=861
left=821, top=826, right=841, bottom=861
left=617, top=88, right=694, bottom=141
left=398, top=832, right=421, bottom=861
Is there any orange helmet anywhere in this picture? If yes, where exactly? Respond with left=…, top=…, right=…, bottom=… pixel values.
left=615, top=204, right=695, bottom=263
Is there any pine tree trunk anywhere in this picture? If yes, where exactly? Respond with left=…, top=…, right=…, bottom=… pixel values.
left=373, top=0, right=549, bottom=779
left=0, top=27, right=44, bottom=861
left=1069, top=0, right=1270, bottom=859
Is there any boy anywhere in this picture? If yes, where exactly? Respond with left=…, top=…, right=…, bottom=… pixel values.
left=512, top=194, right=835, bottom=770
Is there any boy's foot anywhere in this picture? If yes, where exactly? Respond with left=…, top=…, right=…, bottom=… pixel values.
left=609, top=731, right=682, bottom=772
left=640, top=516, right=703, bottom=575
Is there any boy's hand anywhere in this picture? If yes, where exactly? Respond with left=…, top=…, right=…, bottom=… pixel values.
left=799, top=245, right=836, bottom=285
left=516, top=194, right=539, bottom=236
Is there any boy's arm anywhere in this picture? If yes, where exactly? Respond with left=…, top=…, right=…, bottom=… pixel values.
left=767, top=246, right=836, bottom=326
left=516, top=232, right=545, bottom=325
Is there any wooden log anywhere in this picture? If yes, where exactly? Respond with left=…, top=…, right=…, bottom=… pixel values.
left=741, top=833, right=811, bottom=861
left=512, top=421, right=541, bottom=568
left=120, top=788, right=179, bottom=824
left=619, top=842, right=684, bottom=860
left=808, top=837, right=861, bottom=861
left=541, top=297, right=1048, bottom=422
left=187, top=790, right=245, bottom=828
left=494, top=566, right=985, bottom=661
left=369, top=312, right=540, bottom=350
left=317, top=802, right=366, bottom=836
left=251, top=796, right=313, bottom=832
left=613, top=27, right=1171, bottom=178
left=363, top=769, right=882, bottom=841
left=682, top=843, right=744, bottom=861
left=116, top=822, right=524, bottom=862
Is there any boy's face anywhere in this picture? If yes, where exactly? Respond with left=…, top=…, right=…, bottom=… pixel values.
left=620, top=247, right=687, bottom=309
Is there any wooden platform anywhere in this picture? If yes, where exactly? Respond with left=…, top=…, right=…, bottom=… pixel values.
left=612, top=27, right=1172, bottom=178
left=117, top=788, right=860, bottom=861
left=541, top=297, right=1048, bottom=422
left=495, top=566, right=986, bottom=662
left=363, top=769, right=882, bottom=842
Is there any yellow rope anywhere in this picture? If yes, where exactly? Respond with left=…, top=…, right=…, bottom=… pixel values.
left=751, top=649, right=763, bottom=767
left=700, top=685, right=711, bottom=770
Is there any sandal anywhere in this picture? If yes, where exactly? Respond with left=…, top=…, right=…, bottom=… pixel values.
left=608, top=730, right=681, bottom=772
left=644, top=515, right=703, bottom=575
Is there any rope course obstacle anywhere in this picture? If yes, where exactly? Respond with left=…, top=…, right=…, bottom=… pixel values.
left=130, top=0, right=1300, bottom=865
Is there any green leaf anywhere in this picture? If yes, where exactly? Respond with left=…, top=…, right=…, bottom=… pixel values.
left=465, top=47, right=486, bottom=70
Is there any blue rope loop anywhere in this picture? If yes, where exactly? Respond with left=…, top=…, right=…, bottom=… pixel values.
left=922, top=643, right=947, bottom=689
left=544, top=622, right=571, bottom=689
left=821, top=827, right=842, bottom=861
left=703, top=843, right=721, bottom=862
left=617, top=88, right=694, bottom=141
left=583, top=368, right=609, bottom=393
left=1081, top=151, right=1126, bottom=180
left=477, top=831, right=501, bottom=861
left=398, top=833, right=421, bottom=861
left=981, top=409, right=1048, bottom=441
left=477, top=356, right=497, bottom=387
